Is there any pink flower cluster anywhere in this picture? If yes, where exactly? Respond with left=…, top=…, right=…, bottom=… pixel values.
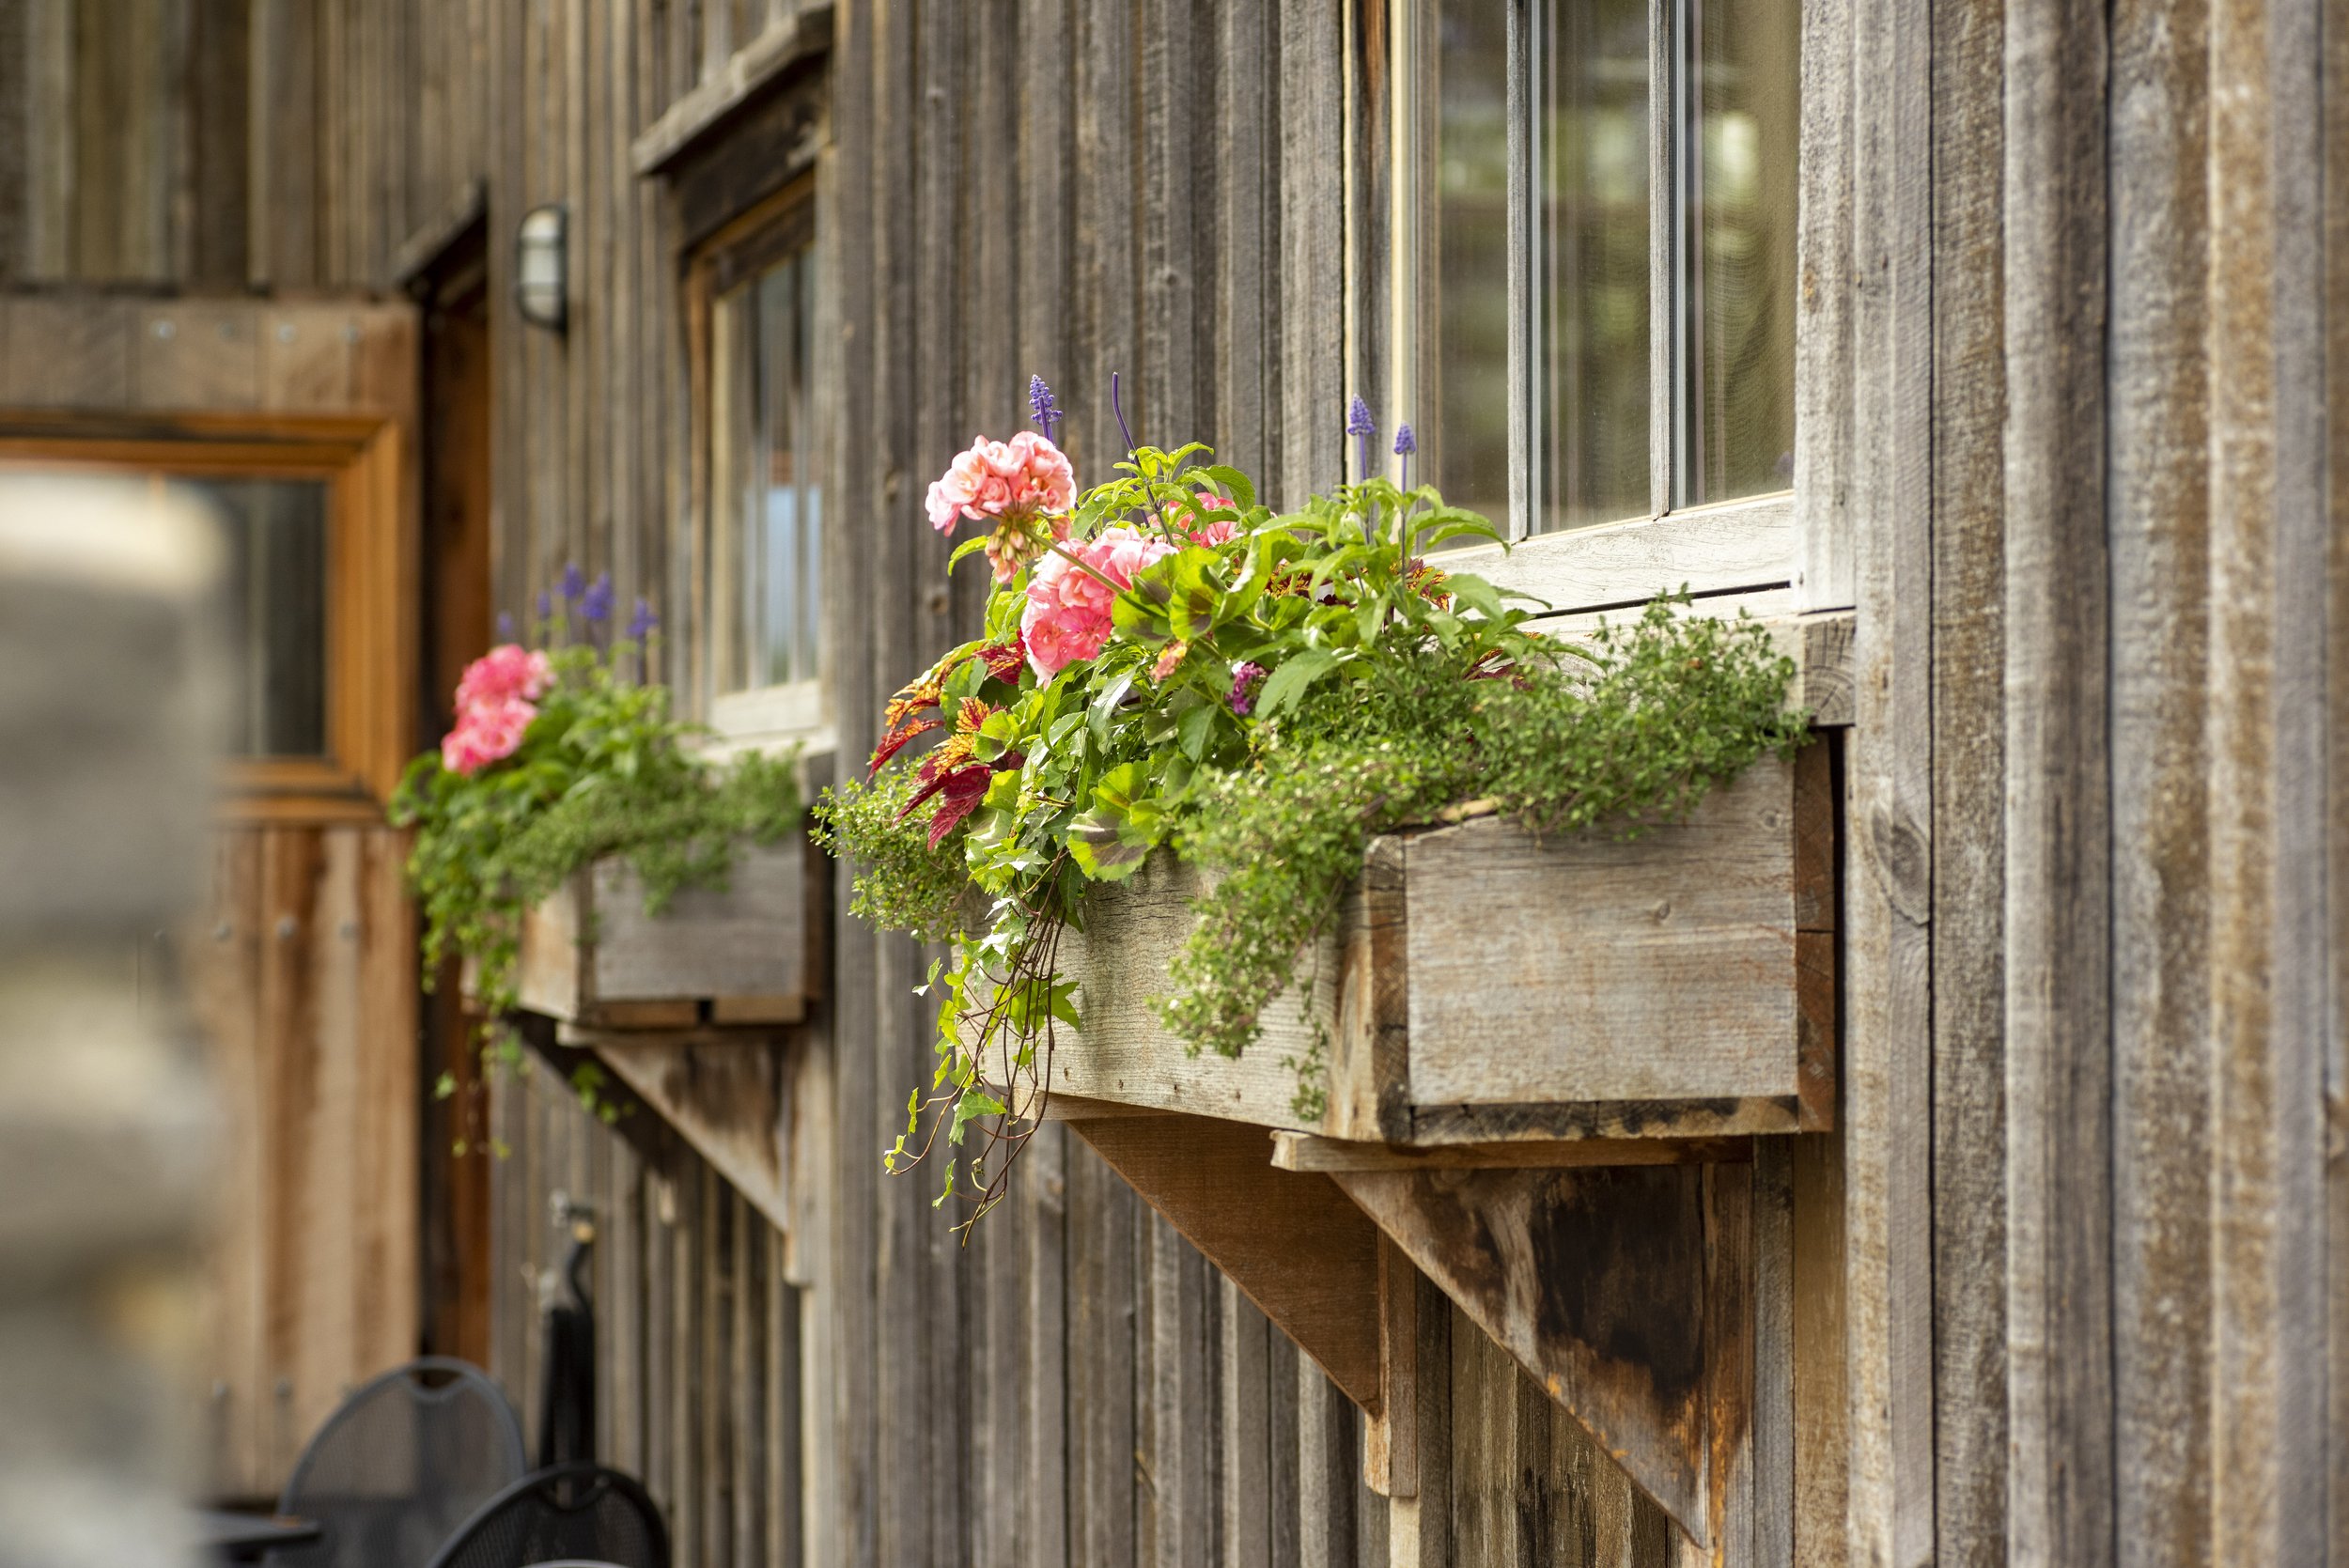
left=441, top=644, right=552, bottom=776
left=926, top=431, right=1078, bottom=535
left=1020, top=526, right=1176, bottom=678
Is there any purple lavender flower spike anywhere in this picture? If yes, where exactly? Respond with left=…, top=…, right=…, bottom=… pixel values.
left=581, top=572, right=614, bottom=624
left=1346, top=396, right=1377, bottom=483
left=1393, top=423, right=1416, bottom=491
left=560, top=562, right=586, bottom=603
left=627, top=597, right=659, bottom=641
left=1029, top=374, right=1063, bottom=442
left=536, top=589, right=552, bottom=622
left=496, top=611, right=515, bottom=641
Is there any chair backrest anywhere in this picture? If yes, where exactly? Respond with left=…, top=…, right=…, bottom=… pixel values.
left=267, top=1357, right=529, bottom=1568
left=424, top=1465, right=668, bottom=1568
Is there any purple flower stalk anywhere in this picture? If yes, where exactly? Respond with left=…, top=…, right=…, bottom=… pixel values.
left=536, top=589, right=552, bottom=622
left=496, top=611, right=516, bottom=641
left=1393, top=423, right=1416, bottom=491
left=560, top=562, right=586, bottom=604
left=1227, top=661, right=1268, bottom=717
left=581, top=572, right=614, bottom=624
left=627, top=597, right=659, bottom=641
left=1029, top=374, right=1063, bottom=443
left=1346, top=397, right=1377, bottom=483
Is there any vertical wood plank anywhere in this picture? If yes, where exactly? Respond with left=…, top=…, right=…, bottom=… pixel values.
left=1927, top=0, right=2011, bottom=1559
left=248, top=0, right=319, bottom=287
left=1843, top=0, right=1937, bottom=1549
left=186, top=0, right=253, bottom=285
left=1792, top=0, right=1853, bottom=608
left=1223, top=1282, right=1275, bottom=1568
left=1021, top=1122, right=1071, bottom=1568
left=2206, top=0, right=2330, bottom=1560
left=2106, top=1, right=2215, bottom=1563
left=1069, top=1143, right=1139, bottom=1568
left=2003, top=0, right=2114, bottom=1560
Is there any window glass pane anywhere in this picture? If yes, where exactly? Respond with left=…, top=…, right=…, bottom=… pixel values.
left=190, top=476, right=330, bottom=756
left=1433, top=2, right=1513, bottom=524
left=711, top=235, right=821, bottom=696
left=1690, top=0, right=1799, bottom=501
left=1534, top=0, right=1651, bottom=530
left=1439, top=0, right=1651, bottom=535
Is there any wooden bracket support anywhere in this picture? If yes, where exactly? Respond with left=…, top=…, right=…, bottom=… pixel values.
left=1331, top=1161, right=1754, bottom=1552
left=1059, top=1110, right=1386, bottom=1416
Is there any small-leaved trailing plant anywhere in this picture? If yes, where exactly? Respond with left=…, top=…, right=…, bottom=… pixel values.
left=817, top=377, right=1808, bottom=1227
left=392, top=569, right=801, bottom=1145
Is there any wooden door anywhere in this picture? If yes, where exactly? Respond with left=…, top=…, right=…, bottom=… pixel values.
left=414, top=228, right=496, bottom=1374
left=1, top=293, right=425, bottom=1502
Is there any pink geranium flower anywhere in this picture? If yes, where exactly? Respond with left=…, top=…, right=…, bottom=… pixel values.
left=441, top=696, right=537, bottom=775
left=455, top=644, right=552, bottom=710
left=1020, top=525, right=1175, bottom=677
left=440, top=644, right=553, bottom=775
left=926, top=431, right=1077, bottom=535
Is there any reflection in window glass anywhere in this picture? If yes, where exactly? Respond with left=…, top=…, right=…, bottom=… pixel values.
left=711, top=240, right=821, bottom=695
left=1535, top=0, right=1652, bottom=529
left=1688, top=0, right=1799, bottom=501
left=193, top=476, right=330, bottom=756
left=1439, top=0, right=1650, bottom=535
left=1433, top=3, right=1512, bottom=525
left=1435, top=0, right=1796, bottom=529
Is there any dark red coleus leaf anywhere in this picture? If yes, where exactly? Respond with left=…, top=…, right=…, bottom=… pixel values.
left=976, top=636, right=1027, bottom=682
left=926, top=765, right=994, bottom=848
left=868, top=713, right=944, bottom=775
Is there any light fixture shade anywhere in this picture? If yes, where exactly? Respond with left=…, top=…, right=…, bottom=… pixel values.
left=516, top=203, right=568, bottom=331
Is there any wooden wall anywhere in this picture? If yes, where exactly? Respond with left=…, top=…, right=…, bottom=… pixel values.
left=8, top=1, right=2342, bottom=1564
left=423, top=0, right=1680, bottom=1563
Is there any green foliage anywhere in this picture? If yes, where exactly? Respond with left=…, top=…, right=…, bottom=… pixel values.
left=1161, top=602, right=1806, bottom=1083
left=820, top=442, right=1805, bottom=1221
left=811, top=764, right=971, bottom=942
left=390, top=632, right=801, bottom=1120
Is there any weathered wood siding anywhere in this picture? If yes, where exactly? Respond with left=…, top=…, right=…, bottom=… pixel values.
left=7, top=1, right=2345, bottom=1565
left=413, top=0, right=1677, bottom=1563
left=181, top=824, right=420, bottom=1504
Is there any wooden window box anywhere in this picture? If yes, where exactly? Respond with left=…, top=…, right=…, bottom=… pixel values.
left=1043, top=743, right=1834, bottom=1144
left=511, top=838, right=824, bottom=1032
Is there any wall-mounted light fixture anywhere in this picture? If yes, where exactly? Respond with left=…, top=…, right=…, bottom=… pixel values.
left=516, top=204, right=568, bottom=331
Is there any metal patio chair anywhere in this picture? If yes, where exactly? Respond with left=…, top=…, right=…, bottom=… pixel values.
left=423, top=1464, right=669, bottom=1568
left=266, top=1357, right=528, bottom=1568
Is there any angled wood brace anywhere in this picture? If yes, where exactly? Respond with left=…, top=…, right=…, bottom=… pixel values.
left=1065, top=1104, right=1754, bottom=1548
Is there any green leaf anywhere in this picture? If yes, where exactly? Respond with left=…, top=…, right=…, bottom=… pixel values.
left=1088, top=671, right=1136, bottom=749
left=1066, top=761, right=1164, bottom=879
left=1195, top=465, right=1257, bottom=512
left=1254, top=648, right=1340, bottom=717
left=1177, top=700, right=1216, bottom=762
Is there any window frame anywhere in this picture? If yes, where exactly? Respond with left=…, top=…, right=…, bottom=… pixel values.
left=1386, top=0, right=1824, bottom=622
left=0, top=414, right=409, bottom=821
left=684, top=174, right=832, bottom=756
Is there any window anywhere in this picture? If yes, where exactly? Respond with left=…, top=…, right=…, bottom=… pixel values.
left=209, top=476, right=333, bottom=756
left=0, top=423, right=411, bottom=819
left=1428, top=0, right=1799, bottom=538
left=692, top=181, right=826, bottom=744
